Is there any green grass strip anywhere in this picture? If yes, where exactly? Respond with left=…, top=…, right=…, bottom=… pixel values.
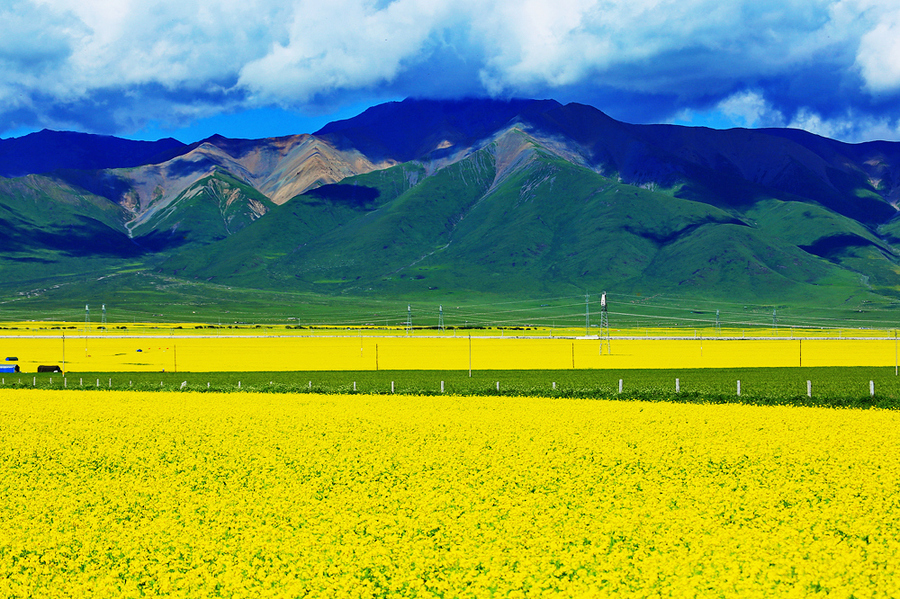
left=7, top=367, right=900, bottom=409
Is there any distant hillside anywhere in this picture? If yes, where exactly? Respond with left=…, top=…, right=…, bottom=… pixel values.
left=0, top=130, right=186, bottom=178
left=2, top=97, right=900, bottom=318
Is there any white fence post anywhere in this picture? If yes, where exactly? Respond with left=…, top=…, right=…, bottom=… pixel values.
left=807, top=380, right=811, bottom=398
left=675, top=378, right=680, bottom=393
left=870, top=380, right=875, bottom=397
left=737, top=380, right=741, bottom=396
left=618, top=379, right=623, bottom=394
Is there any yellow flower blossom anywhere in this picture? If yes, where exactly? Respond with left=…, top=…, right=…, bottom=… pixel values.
left=0, top=389, right=897, bottom=597
left=1, top=329, right=899, bottom=371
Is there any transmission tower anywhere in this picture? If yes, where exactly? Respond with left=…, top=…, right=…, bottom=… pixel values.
left=599, top=292, right=611, bottom=354
left=438, top=305, right=444, bottom=331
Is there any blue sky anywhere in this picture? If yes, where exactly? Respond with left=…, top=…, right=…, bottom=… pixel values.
left=2, top=0, right=900, bottom=143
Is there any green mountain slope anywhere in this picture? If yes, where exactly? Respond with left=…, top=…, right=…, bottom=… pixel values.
left=0, top=175, right=140, bottom=282
left=747, top=199, right=900, bottom=297
left=157, top=163, right=426, bottom=281
left=402, top=153, right=865, bottom=302
left=161, top=140, right=499, bottom=289
left=130, top=169, right=276, bottom=252
left=157, top=134, right=891, bottom=306
left=282, top=150, right=496, bottom=286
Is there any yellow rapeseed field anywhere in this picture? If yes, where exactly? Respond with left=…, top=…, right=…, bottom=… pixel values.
left=2, top=331, right=899, bottom=372
left=0, top=389, right=898, bottom=597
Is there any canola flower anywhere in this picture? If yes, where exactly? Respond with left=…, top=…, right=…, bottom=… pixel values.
left=0, top=389, right=898, bottom=597
left=1, top=333, right=899, bottom=372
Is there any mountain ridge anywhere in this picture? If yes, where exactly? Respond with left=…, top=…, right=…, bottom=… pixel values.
left=0, top=130, right=186, bottom=178
left=3, top=98, right=900, bottom=317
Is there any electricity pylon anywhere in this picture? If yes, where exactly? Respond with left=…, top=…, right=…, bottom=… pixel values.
left=599, top=292, right=610, bottom=354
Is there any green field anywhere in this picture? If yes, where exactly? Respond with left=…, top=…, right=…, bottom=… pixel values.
left=7, top=367, right=900, bottom=409
left=2, top=267, right=900, bottom=332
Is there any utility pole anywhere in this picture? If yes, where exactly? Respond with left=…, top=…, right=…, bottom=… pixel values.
left=406, top=304, right=412, bottom=335
left=101, top=304, right=107, bottom=330
left=439, top=305, right=444, bottom=332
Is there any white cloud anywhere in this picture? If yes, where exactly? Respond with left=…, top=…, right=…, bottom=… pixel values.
left=238, top=0, right=452, bottom=103
left=0, top=1, right=82, bottom=69
left=856, top=3, right=900, bottom=93
left=701, top=89, right=900, bottom=142
left=2, top=0, right=900, bottom=138
left=20, top=0, right=287, bottom=95
left=474, top=0, right=843, bottom=95
left=787, top=109, right=900, bottom=143
left=717, top=91, right=773, bottom=129
left=475, top=0, right=613, bottom=93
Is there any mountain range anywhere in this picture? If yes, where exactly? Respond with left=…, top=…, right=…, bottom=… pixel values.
left=2, top=97, right=900, bottom=321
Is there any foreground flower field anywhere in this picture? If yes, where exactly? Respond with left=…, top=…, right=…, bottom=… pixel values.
left=0, top=390, right=898, bottom=597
